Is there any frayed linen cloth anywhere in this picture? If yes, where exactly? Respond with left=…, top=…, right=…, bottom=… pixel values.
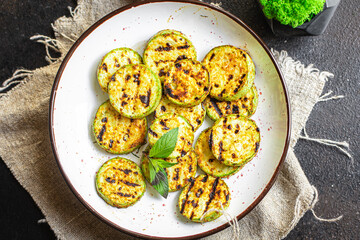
left=0, top=0, right=342, bottom=239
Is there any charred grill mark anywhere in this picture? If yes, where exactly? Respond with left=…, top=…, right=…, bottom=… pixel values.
left=140, top=90, right=151, bottom=107
left=233, top=86, right=240, bottom=94
left=127, top=58, right=132, bottom=64
left=256, top=127, right=260, bottom=132
left=242, top=104, right=246, bottom=109
left=209, top=131, right=214, bottom=150
left=255, top=142, right=260, bottom=152
left=180, top=179, right=195, bottom=214
left=117, top=192, right=132, bottom=197
left=190, top=211, right=195, bottom=220
left=195, top=188, right=204, bottom=198
left=196, top=118, right=201, bottom=125
left=109, top=139, right=114, bottom=148
left=204, top=86, right=209, bottom=92
left=97, top=125, right=106, bottom=142
left=232, top=105, right=240, bottom=114
left=120, top=169, right=132, bottom=175
left=120, top=179, right=140, bottom=187
left=201, top=175, right=209, bottom=183
left=123, top=133, right=129, bottom=142
left=191, top=200, right=198, bottom=208
left=232, top=153, right=236, bottom=158
left=111, top=75, right=115, bottom=82
left=181, top=150, right=187, bottom=157
left=225, top=102, right=231, bottom=110
left=235, top=129, right=239, bottom=134
left=121, top=101, right=128, bottom=107
left=148, top=128, right=158, bottom=137
left=105, top=177, right=115, bottom=184
left=175, top=63, right=181, bottom=69
left=160, top=105, right=166, bottom=112
left=125, top=75, right=131, bottom=81
left=101, top=63, right=108, bottom=72
left=242, top=53, right=246, bottom=58
left=209, top=53, right=215, bottom=61
left=189, top=164, right=193, bottom=173
left=214, top=84, right=219, bottom=88
left=219, top=89, right=225, bottom=97
left=114, top=59, right=120, bottom=68
left=122, top=93, right=128, bottom=98
left=177, top=44, right=190, bottom=50
left=219, top=141, right=224, bottom=161
left=101, top=117, right=107, bottom=123
left=183, top=69, right=189, bottom=74
left=160, top=120, right=167, bottom=127
left=228, top=75, right=234, bottom=81
left=204, top=177, right=220, bottom=213
left=155, top=43, right=173, bottom=52
left=165, top=85, right=179, bottom=99
left=158, top=69, right=166, bottom=77
left=176, top=55, right=187, bottom=62
left=227, top=125, right=232, bottom=130
left=241, top=74, right=246, bottom=79
left=210, top=98, right=223, bottom=117
left=225, top=191, right=230, bottom=201
left=173, top=168, right=180, bottom=181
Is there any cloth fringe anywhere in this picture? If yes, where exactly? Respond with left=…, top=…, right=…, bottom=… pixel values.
left=0, top=69, right=34, bottom=96
left=271, top=49, right=335, bottom=82
left=29, top=35, right=64, bottom=63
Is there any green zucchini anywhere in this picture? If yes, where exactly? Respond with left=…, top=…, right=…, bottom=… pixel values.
left=163, top=59, right=210, bottom=107
left=143, top=31, right=197, bottom=82
left=178, top=174, right=230, bottom=222
left=96, top=157, right=146, bottom=208
left=202, top=45, right=255, bottom=101
left=97, top=48, right=142, bottom=92
left=108, top=64, right=162, bottom=119
left=195, top=128, right=241, bottom=177
left=154, top=96, right=206, bottom=131
left=210, top=115, right=260, bottom=166
left=148, top=113, right=194, bottom=159
left=204, top=84, right=258, bottom=121
left=93, top=100, right=147, bottom=154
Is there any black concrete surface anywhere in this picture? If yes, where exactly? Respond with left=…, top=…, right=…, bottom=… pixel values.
left=0, top=0, right=359, bottom=239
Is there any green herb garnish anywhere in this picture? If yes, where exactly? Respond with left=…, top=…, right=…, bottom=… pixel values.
left=147, top=127, right=179, bottom=198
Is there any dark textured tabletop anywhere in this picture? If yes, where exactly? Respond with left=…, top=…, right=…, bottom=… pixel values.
left=0, top=0, right=359, bottom=239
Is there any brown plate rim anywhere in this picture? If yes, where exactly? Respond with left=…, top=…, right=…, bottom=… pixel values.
left=49, top=0, right=291, bottom=239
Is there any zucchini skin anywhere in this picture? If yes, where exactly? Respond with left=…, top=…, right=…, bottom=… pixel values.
left=93, top=100, right=147, bottom=154
left=141, top=149, right=197, bottom=192
left=210, top=114, right=260, bottom=166
left=148, top=113, right=194, bottom=159
left=178, top=174, right=230, bottom=222
left=195, top=128, right=241, bottom=178
left=97, top=47, right=142, bottom=92
left=202, top=45, right=255, bottom=101
left=143, top=31, right=197, bottom=82
left=96, top=157, right=146, bottom=208
left=154, top=96, right=206, bottom=131
left=204, top=84, right=258, bottom=121
left=108, top=64, right=162, bottom=119
left=163, top=59, right=210, bottom=107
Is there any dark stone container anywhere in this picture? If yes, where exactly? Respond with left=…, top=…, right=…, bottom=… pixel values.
left=257, top=0, right=340, bottom=36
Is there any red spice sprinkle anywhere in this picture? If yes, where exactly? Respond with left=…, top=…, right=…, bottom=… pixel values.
left=242, top=202, right=245, bottom=204
left=162, top=204, right=165, bottom=206
left=241, top=173, right=243, bottom=177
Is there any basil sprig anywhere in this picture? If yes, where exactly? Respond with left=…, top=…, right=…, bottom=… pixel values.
left=147, top=127, right=179, bottom=198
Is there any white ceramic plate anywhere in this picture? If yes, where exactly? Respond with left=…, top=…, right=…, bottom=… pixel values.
left=50, top=1, right=290, bottom=239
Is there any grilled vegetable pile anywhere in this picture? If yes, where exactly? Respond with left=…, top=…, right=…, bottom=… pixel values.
left=91, top=30, right=261, bottom=222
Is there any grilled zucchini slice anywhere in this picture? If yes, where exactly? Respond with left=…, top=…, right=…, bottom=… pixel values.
left=178, top=174, right=230, bottom=222
left=108, top=64, right=162, bottom=119
left=210, top=115, right=260, bottom=166
left=154, top=96, right=206, bottom=131
left=97, top=48, right=142, bottom=92
left=202, top=45, right=255, bottom=101
left=204, top=85, right=258, bottom=121
left=143, top=31, right=197, bottom=82
left=141, top=149, right=197, bottom=192
left=96, top=157, right=146, bottom=208
left=164, top=59, right=210, bottom=107
left=195, top=128, right=241, bottom=177
left=93, top=100, right=147, bottom=154
left=148, top=113, right=194, bottom=159
left=149, top=29, right=184, bottom=41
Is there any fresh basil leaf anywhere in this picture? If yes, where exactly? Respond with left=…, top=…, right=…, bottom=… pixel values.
left=148, top=157, right=157, bottom=183
left=151, top=158, right=178, bottom=169
left=151, top=168, right=169, bottom=198
left=149, top=127, right=179, bottom=158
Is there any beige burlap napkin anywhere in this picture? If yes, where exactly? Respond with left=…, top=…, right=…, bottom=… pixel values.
left=0, top=0, right=337, bottom=239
